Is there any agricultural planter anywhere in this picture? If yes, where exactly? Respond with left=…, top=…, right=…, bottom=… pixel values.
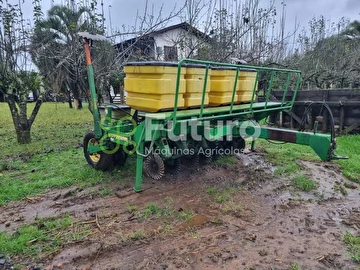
left=79, top=32, right=347, bottom=192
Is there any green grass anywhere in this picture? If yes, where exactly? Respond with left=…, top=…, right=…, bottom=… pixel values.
left=256, top=140, right=317, bottom=176
left=205, top=186, right=243, bottom=215
left=215, top=193, right=230, bottom=203
left=128, top=230, right=146, bottom=241
left=335, top=135, right=360, bottom=183
left=0, top=102, right=138, bottom=205
left=0, top=102, right=93, bottom=157
left=126, top=204, right=138, bottom=213
left=257, top=135, right=360, bottom=183
left=205, top=186, right=239, bottom=205
left=0, top=215, right=90, bottom=261
left=290, top=261, right=300, bottom=270
left=118, top=229, right=147, bottom=243
left=136, top=197, right=194, bottom=222
left=258, top=135, right=358, bottom=190
left=344, top=232, right=360, bottom=262
left=139, top=203, right=173, bottom=219
left=177, top=209, right=195, bottom=221
left=274, top=162, right=300, bottom=176
left=86, top=186, right=113, bottom=197
left=291, top=174, right=317, bottom=192
left=0, top=145, right=136, bottom=206
left=213, top=155, right=238, bottom=166
left=205, top=186, right=216, bottom=195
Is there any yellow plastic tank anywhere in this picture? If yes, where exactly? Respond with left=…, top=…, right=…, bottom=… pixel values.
left=237, top=69, right=257, bottom=103
left=184, top=64, right=210, bottom=108
left=209, top=67, right=237, bottom=106
left=123, top=62, right=186, bottom=112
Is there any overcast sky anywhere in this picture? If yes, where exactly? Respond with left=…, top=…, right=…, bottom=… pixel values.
left=6, top=0, right=360, bottom=37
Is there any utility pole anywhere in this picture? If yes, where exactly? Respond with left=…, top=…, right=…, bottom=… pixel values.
left=109, top=4, right=113, bottom=36
left=101, top=0, right=105, bottom=31
left=66, top=0, right=76, bottom=11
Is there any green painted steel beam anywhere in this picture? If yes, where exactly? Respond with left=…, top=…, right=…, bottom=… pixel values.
left=258, top=127, right=332, bottom=161
left=144, top=102, right=287, bottom=120
left=134, top=140, right=144, bottom=192
left=83, top=38, right=102, bottom=139
left=87, top=143, right=102, bottom=154
left=87, top=64, right=102, bottom=139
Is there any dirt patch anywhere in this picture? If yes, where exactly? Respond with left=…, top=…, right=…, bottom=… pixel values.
left=0, top=152, right=359, bottom=270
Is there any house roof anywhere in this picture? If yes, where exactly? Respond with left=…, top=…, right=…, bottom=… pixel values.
left=115, top=22, right=209, bottom=46
left=148, top=22, right=209, bottom=39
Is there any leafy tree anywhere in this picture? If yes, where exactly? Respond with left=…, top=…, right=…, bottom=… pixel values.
left=0, top=0, right=44, bottom=144
left=344, top=20, right=360, bottom=37
left=283, top=17, right=360, bottom=89
left=177, top=0, right=286, bottom=64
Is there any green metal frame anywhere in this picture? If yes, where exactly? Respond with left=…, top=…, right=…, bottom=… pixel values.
left=83, top=38, right=102, bottom=139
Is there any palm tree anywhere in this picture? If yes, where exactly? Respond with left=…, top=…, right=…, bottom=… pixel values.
left=32, top=5, right=95, bottom=109
left=343, top=20, right=360, bottom=40
left=349, top=20, right=360, bottom=35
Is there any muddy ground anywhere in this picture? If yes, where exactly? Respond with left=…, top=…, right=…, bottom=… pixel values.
left=1, top=152, right=360, bottom=270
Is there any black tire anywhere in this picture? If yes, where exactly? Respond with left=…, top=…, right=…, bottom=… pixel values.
left=83, top=132, right=113, bottom=171
left=233, top=137, right=245, bottom=154
left=113, top=149, right=127, bottom=166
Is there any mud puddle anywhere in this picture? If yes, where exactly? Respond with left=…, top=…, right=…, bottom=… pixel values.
left=236, top=151, right=276, bottom=174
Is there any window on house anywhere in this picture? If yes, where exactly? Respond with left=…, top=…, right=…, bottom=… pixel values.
left=164, top=46, right=178, bottom=61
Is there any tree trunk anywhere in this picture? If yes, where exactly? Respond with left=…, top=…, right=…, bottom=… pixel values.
left=7, top=95, right=42, bottom=144
left=72, top=82, right=83, bottom=109
left=18, top=97, right=31, bottom=143
left=8, top=98, right=31, bottom=144
left=73, top=98, right=83, bottom=109
left=16, top=128, right=31, bottom=144
left=109, top=90, right=113, bottom=103
left=120, top=86, right=125, bottom=104
left=68, top=96, right=73, bottom=108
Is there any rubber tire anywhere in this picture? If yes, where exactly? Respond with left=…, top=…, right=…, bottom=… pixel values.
left=113, top=149, right=127, bottom=166
left=83, top=132, right=113, bottom=171
left=233, top=137, right=245, bottom=154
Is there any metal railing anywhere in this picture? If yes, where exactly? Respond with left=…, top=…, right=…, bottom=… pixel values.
left=169, top=58, right=302, bottom=124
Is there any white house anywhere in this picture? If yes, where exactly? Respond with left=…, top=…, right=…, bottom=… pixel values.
left=115, top=22, right=210, bottom=61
